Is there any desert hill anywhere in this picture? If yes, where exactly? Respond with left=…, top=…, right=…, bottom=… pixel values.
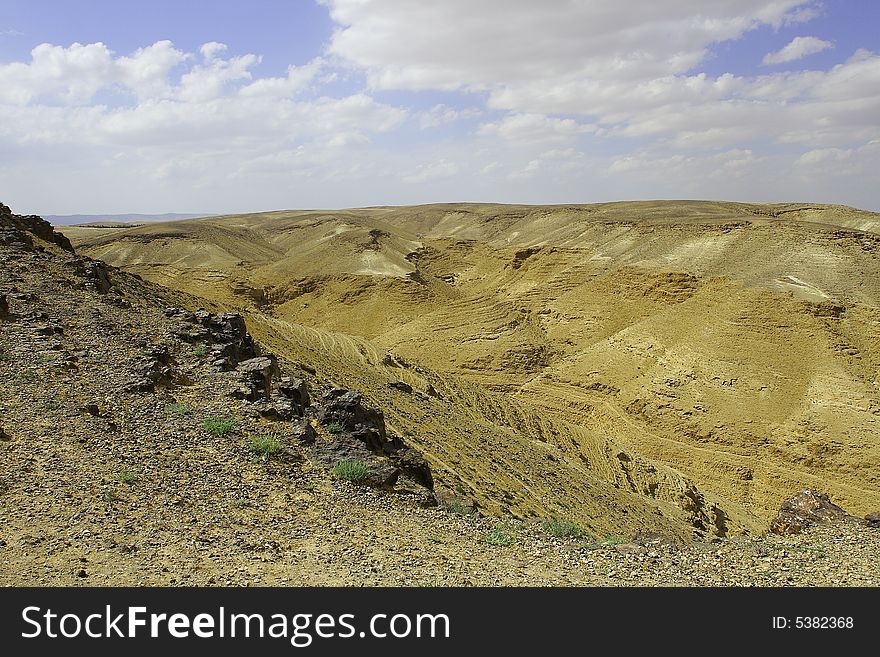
left=3, top=200, right=880, bottom=586
left=64, top=201, right=880, bottom=537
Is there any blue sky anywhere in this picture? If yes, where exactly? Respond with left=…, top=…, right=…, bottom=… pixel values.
left=1, top=0, right=878, bottom=213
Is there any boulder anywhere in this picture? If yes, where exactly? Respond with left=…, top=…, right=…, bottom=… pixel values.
left=769, top=490, right=851, bottom=535
left=232, top=355, right=279, bottom=401
left=313, top=388, right=434, bottom=493
left=0, top=293, right=8, bottom=318
left=168, top=308, right=256, bottom=369
left=863, top=512, right=880, bottom=528
left=316, top=389, right=387, bottom=442
left=388, top=380, right=413, bottom=394
left=278, top=376, right=310, bottom=412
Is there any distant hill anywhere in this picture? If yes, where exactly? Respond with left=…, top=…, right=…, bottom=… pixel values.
left=46, top=212, right=212, bottom=226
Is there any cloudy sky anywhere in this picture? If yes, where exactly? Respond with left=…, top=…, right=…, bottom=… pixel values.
left=1, top=0, right=878, bottom=214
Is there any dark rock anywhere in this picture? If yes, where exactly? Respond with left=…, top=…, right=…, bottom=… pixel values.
left=386, top=443, right=433, bottom=489
left=84, top=403, right=101, bottom=417
left=291, top=418, right=317, bottom=445
left=299, top=363, right=317, bottom=375
left=169, top=308, right=256, bottom=369
left=232, top=355, right=279, bottom=401
left=34, top=323, right=63, bottom=336
left=278, top=377, right=310, bottom=413
left=0, top=426, right=7, bottom=441
left=769, top=490, right=851, bottom=535
left=317, top=389, right=387, bottom=442
left=388, top=380, right=413, bottom=394
left=864, top=512, right=880, bottom=528
left=316, top=438, right=400, bottom=488
left=424, top=384, right=441, bottom=398
left=0, top=294, right=8, bottom=318
left=249, top=396, right=294, bottom=420
left=0, top=203, right=74, bottom=252
left=61, top=257, right=115, bottom=293
left=313, top=388, right=434, bottom=493
left=123, top=377, right=155, bottom=393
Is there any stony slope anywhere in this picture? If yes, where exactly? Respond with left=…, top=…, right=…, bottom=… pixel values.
left=65, top=201, right=880, bottom=536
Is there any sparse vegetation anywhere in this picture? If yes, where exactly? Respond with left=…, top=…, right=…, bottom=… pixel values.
left=247, top=433, right=283, bottom=460
left=233, top=498, right=252, bottom=509
left=0, top=346, right=10, bottom=362
left=166, top=402, right=192, bottom=416
left=102, top=489, right=121, bottom=503
left=13, top=368, right=36, bottom=382
left=324, top=421, right=345, bottom=435
left=203, top=417, right=236, bottom=436
left=193, top=344, right=208, bottom=357
left=446, top=500, right=475, bottom=516
left=485, top=527, right=517, bottom=547
left=544, top=518, right=584, bottom=538
left=117, top=469, right=138, bottom=485
left=333, top=459, right=370, bottom=482
left=44, top=399, right=64, bottom=410
left=585, top=534, right=629, bottom=550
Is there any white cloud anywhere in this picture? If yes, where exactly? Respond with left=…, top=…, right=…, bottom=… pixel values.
left=477, top=114, right=595, bottom=144
left=417, top=104, right=480, bottom=129
left=401, top=159, right=459, bottom=184
left=322, top=0, right=811, bottom=95
left=762, top=36, right=833, bottom=65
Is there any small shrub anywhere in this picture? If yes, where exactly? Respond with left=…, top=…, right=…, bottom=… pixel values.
left=446, top=500, right=474, bottom=516
left=13, top=369, right=36, bottom=383
left=166, top=402, right=192, bottom=416
left=44, top=399, right=64, bottom=410
left=233, top=498, right=251, bottom=509
left=193, top=344, right=208, bottom=357
left=117, top=469, right=138, bottom=485
left=333, top=459, right=370, bottom=482
left=485, top=528, right=517, bottom=547
left=544, top=518, right=583, bottom=538
left=248, top=433, right=283, bottom=459
left=324, top=421, right=345, bottom=435
left=0, top=347, right=10, bottom=362
left=203, top=417, right=236, bottom=436
left=102, top=489, right=121, bottom=503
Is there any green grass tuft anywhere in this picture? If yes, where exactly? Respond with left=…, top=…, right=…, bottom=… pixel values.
left=324, top=421, right=346, bottom=435
left=247, top=433, right=283, bottom=459
left=543, top=518, right=584, bottom=538
left=333, top=459, right=370, bottom=482
left=446, top=500, right=474, bottom=516
left=117, top=469, right=138, bottom=485
left=203, top=417, right=236, bottom=436
left=484, top=527, right=517, bottom=547
left=166, top=402, right=192, bottom=416
left=193, top=344, right=208, bottom=357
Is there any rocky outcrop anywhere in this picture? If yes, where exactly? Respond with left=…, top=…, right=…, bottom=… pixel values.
left=314, top=389, right=434, bottom=501
left=863, top=512, right=880, bottom=528
left=0, top=202, right=73, bottom=252
left=232, top=355, right=279, bottom=402
left=769, top=490, right=851, bottom=535
left=124, top=343, right=182, bottom=393
left=166, top=307, right=256, bottom=370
